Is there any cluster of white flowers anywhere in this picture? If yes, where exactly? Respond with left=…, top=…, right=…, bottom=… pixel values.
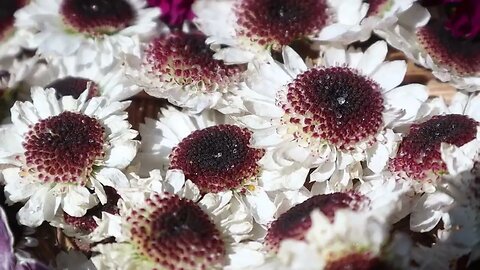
left=0, top=0, right=479, bottom=269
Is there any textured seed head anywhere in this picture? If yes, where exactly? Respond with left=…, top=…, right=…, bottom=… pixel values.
left=127, top=193, right=225, bottom=270
left=23, top=111, right=105, bottom=185
left=60, top=0, right=136, bottom=35
left=170, top=125, right=264, bottom=193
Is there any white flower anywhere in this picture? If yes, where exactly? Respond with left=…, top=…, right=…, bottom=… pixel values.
left=0, top=87, right=139, bottom=227
left=15, top=0, right=160, bottom=70
left=387, top=92, right=480, bottom=231
left=375, top=3, right=480, bottom=91
left=126, top=30, right=247, bottom=113
left=30, top=57, right=141, bottom=101
left=0, top=0, right=30, bottom=59
left=256, top=208, right=394, bottom=270
left=238, top=41, right=428, bottom=192
left=138, top=107, right=277, bottom=226
left=91, top=170, right=263, bottom=270
left=193, top=0, right=370, bottom=64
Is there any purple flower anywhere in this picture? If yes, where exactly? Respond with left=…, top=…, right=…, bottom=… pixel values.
left=147, top=0, right=195, bottom=27
left=422, top=0, right=480, bottom=39
left=0, top=206, right=49, bottom=270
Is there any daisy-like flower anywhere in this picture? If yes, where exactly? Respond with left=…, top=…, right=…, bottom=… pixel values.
left=0, top=87, right=139, bottom=227
left=91, top=170, right=264, bottom=270
left=192, top=0, right=370, bottom=64
left=389, top=92, right=480, bottom=232
left=15, top=0, right=160, bottom=70
left=410, top=163, right=480, bottom=269
left=376, top=2, right=480, bottom=91
left=32, top=57, right=141, bottom=102
left=126, top=30, right=247, bottom=113
left=264, top=179, right=405, bottom=254
left=256, top=206, right=405, bottom=270
left=138, top=107, right=278, bottom=225
left=49, top=185, right=123, bottom=243
left=0, top=55, right=46, bottom=123
left=238, top=41, right=428, bottom=192
left=0, top=0, right=30, bottom=59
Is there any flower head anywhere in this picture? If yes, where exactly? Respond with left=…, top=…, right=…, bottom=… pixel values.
left=0, top=87, right=139, bottom=227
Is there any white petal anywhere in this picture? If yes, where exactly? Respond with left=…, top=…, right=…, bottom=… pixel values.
left=410, top=193, right=454, bottom=232
left=95, top=168, right=129, bottom=189
left=371, top=61, right=407, bottom=91
left=62, top=186, right=98, bottom=217
left=243, top=189, right=276, bottom=224
left=366, top=142, right=389, bottom=173
left=357, top=41, right=388, bottom=75
left=282, top=46, right=307, bottom=75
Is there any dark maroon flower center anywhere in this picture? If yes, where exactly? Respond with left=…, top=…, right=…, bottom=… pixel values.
left=145, top=32, right=246, bottom=89
left=417, top=19, right=480, bottom=76
left=46, top=76, right=99, bottom=99
left=170, top=125, right=264, bottom=193
left=283, top=67, right=384, bottom=150
left=60, top=0, right=136, bottom=35
left=0, top=0, right=27, bottom=41
left=235, top=0, right=330, bottom=48
left=23, top=111, right=105, bottom=185
left=63, top=186, right=121, bottom=233
left=421, top=0, right=480, bottom=40
left=265, top=192, right=367, bottom=251
left=326, top=253, right=387, bottom=270
left=128, top=193, right=225, bottom=270
left=390, top=114, right=478, bottom=181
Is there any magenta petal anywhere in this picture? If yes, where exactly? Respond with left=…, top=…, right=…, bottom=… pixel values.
left=0, top=207, right=15, bottom=270
left=148, top=0, right=195, bottom=26
left=15, top=258, right=50, bottom=270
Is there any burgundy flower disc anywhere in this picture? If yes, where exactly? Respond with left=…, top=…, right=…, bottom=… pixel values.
left=0, top=0, right=27, bottom=41
left=282, top=67, right=385, bottom=150
left=46, top=76, right=100, bottom=99
left=63, top=186, right=121, bottom=232
left=23, top=111, right=105, bottom=185
left=127, top=193, right=225, bottom=270
left=235, top=0, right=330, bottom=48
left=265, top=192, right=368, bottom=251
left=145, top=32, right=246, bottom=90
left=417, top=20, right=480, bottom=76
left=170, top=125, right=265, bottom=193
left=325, top=252, right=386, bottom=270
left=390, top=114, right=478, bottom=181
left=60, top=0, right=136, bottom=35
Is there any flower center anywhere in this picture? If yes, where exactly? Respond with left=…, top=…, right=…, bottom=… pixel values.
left=63, top=186, right=120, bottom=233
left=128, top=193, right=225, bottom=270
left=417, top=19, right=480, bottom=76
left=235, top=0, right=330, bottom=48
left=23, top=111, right=105, bottom=185
left=60, top=0, right=136, bottom=35
left=0, top=0, right=27, bottom=41
left=281, top=67, right=384, bottom=150
left=326, top=253, right=387, bottom=270
left=265, top=192, right=367, bottom=251
left=170, top=125, right=264, bottom=193
left=144, top=32, right=246, bottom=90
left=390, top=114, right=478, bottom=181
left=46, top=76, right=99, bottom=99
